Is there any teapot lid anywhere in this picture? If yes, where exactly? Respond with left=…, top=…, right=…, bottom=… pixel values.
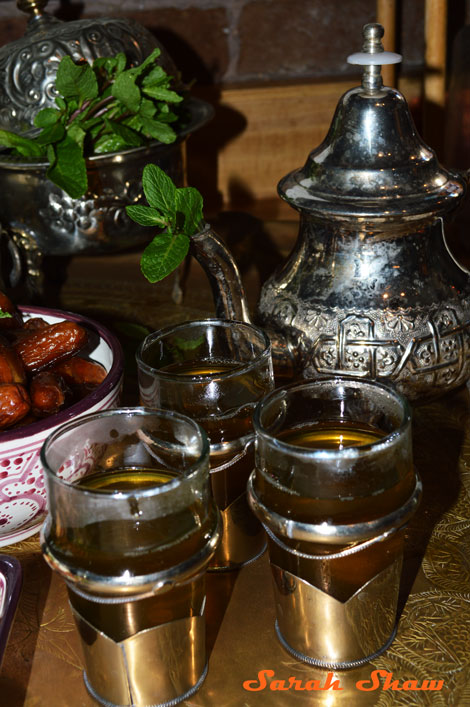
left=278, top=23, right=465, bottom=222
left=0, top=0, right=176, bottom=132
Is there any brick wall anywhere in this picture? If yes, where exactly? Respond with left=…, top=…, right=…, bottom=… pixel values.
left=0, top=0, right=467, bottom=213
left=0, top=0, right=457, bottom=87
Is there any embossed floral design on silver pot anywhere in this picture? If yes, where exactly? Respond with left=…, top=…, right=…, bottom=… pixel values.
left=190, top=24, right=470, bottom=400
left=0, top=1, right=213, bottom=265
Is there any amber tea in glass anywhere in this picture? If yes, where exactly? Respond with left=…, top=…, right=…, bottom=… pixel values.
left=40, top=408, right=220, bottom=707
left=136, top=319, right=274, bottom=570
left=248, top=378, right=421, bottom=669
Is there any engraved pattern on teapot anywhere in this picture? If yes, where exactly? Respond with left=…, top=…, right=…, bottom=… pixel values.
left=0, top=17, right=159, bottom=132
left=297, top=304, right=470, bottom=390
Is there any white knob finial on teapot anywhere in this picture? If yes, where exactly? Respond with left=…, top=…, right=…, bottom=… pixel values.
left=347, top=23, right=402, bottom=93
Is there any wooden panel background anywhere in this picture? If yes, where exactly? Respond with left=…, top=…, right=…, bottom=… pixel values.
left=188, top=76, right=422, bottom=220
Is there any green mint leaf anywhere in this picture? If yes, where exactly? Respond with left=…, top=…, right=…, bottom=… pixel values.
left=140, top=117, right=176, bottom=143
left=115, top=52, right=128, bottom=75
left=126, top=204, right=166, bottom=227
left=65, top=98, right=79, bottom=116
left=142, top=164, right=177, bottom=218
left=140, top=231, right=189, bottom=283
left=55, top=96, right=67, bottom=111
left=93, top=119, right=144, bottom=154
left=123, top=99, right=156, bottom=131
left=92, top=56, right=111, bottom=71
left=67, top=123, right=86, bottom=149
left=35, top=122, right=66, bottom=146
left=157, top=111, right=177, bottom=124
left=105, top=119, right=143, bottom=147
left=46, top=135, right=88, bottom=198
left=112, top=72, right=141, bottom=113
left=55, top=56, right=99, bottom=104
left=172, top=335, right=205, bottom=352
left=0, top=310, right=12, bottom=319
left=142, top=86, right=183, bottom=103
left=93, top=54, right=125, bottom=76
left=93, top=133, right=129, bottom=154
left=126, top=48, right=162, bottom=80
left=142, top=66, right=167, bottom=85
left=139, top=98, right=157, bottom=118
left=34, top=108, right=61, bottom=128
left=0, top=129, right=44, bottom=158
left=175, top=187, right=203, bottom=236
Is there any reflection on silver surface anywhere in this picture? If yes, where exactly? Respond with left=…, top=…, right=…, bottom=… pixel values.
left=190, top=24, right=470, bottom=400
left=209, top=491, right=267, bottom=571
left=71, top=602, right=207, bottom=707
left=271, top=553, right=402, bottom=669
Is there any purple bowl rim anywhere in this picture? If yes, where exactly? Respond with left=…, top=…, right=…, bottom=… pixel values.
left=0, top=305, right=124, bottom=443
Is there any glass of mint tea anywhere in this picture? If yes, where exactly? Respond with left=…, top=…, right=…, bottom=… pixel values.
left=40, top=407, right=220, bottom=707
left=248, top=378, right=422, bottom=669
left=137, top=319, right=274, bottom=571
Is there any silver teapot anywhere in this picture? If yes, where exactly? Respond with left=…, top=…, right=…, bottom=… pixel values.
left=191, top=24, right=470, bottom=400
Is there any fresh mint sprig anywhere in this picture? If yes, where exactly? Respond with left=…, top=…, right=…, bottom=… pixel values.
left=126, top=164, right=204, bottom=283
left=0, top=49, right=184, bottom=199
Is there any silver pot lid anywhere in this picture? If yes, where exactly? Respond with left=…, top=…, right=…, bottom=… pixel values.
left=278, top=23, right=465, bottom=222
left=0, top=0, right=176, bottom=132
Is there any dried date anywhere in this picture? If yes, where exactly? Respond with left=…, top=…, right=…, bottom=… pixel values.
left=30, top=371, right=68, bottom=417
left=52, top=357, right=107, bottom=390
left=0, top=290, right=110, bottom=432
left=15, top=321, right=88, bottom=373
left=8, top=317, right=50, bottom=345
left=0, top=383, right=31, bottom=429
left=0, top=343, right=26, bottom=384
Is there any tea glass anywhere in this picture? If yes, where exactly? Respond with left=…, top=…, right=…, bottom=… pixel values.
left=40, top=407, right=220, bottom=707
left=136, top=319, right=274, bottom=571
left=248, top=378, right=422, bottom=669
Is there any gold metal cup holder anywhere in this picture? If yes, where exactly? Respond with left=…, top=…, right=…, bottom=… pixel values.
left=41, top=515, right=221, bottom=707
left=247, top=471, right=422, bottom=668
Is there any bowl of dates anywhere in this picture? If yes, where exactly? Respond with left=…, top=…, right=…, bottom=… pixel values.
left=0, top=297, right=124, bottom=546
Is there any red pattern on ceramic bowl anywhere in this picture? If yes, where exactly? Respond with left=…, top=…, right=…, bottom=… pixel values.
left=0, top=306, right=124, bottom=547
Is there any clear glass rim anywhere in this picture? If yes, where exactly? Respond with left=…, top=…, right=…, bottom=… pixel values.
left=136, top=318, right=272, bottom=382
left=40, top=406, right=210, bottom=497
left=253, top=377, right=412, bottom=459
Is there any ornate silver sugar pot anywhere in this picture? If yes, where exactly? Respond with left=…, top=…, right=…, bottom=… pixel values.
left=192, top=23, right=470, bottom=400
left=0, top=0, right=211, bottom=295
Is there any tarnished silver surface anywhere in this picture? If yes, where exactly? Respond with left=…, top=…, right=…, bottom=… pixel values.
left=0, top=1, right=173, bottom=132
left=0, top=1, right=213, bottom=266
left=0, top=97, right=212, bottom=257
left=209, top=490, right=266, bottom=570
left=190, top=23, right=470, bottom=400
left=191, top=226, right=299, bottom=379
left=271, top=554, right=402, bottom=669
left=71, top=599, right=207, bottom=707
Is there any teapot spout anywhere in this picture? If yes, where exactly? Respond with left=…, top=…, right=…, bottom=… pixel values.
left=190, top=224, right=298, bottom=381
left=190, top=224, right=252, bottom=324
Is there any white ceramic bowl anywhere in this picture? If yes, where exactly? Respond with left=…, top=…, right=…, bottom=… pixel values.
left=0, top=306, right=124, bottom=547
